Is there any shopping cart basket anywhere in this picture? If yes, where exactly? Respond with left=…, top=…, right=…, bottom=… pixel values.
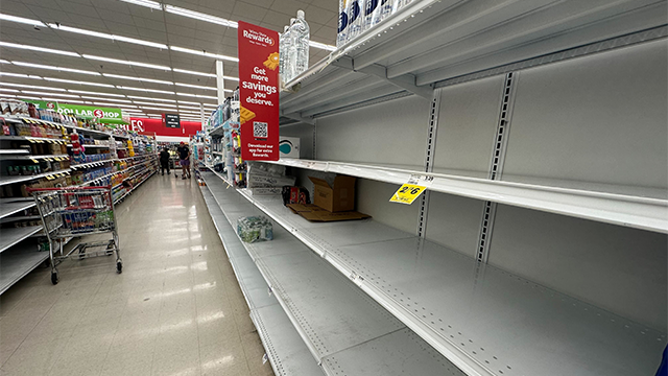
left=27, top=186, right=122, bottom=285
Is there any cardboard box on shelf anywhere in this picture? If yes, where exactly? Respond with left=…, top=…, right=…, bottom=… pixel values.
left=287, top=204, right=370, bottom=222
left=309, top=175, right=356, bottom=212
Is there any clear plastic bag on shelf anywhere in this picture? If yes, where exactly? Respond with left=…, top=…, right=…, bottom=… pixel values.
left=236, top=216, right=273, bottom=243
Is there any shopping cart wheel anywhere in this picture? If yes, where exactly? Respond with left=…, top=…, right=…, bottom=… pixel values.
left=116, top=261, right=123, bottom=274
left=51, top=271, right=58, bottom=285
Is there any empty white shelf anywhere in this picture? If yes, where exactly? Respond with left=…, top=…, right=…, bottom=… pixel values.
left=201, top=171, right=467, bottom=376
left=203, top=171, right=666, bottom=376
left=0, top=200, right=36, bottom=220
left=0, top=226, right=43, bottom=253
left=267, top=158, right=668, bottom=233
left=0, top=243, right=48, bottom=295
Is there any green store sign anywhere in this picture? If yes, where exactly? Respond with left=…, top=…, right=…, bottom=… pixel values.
left=24, top=100, right=127, bottom=125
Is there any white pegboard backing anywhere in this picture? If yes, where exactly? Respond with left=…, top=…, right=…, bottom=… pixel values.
left=502, top=39, right=668, bottom=198
left=489, top=204, right=667, bottom=331
left=431, top=75, right=505, bottom=179
left=280, top=122, right=313, bottom=159
left=424, top=191, right=484, bottom=258
left=357, top=179, right=420, bottom=235
left=315, top=95, right=430, bottom=167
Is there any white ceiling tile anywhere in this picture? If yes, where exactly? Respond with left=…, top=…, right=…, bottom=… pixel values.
left=270, top=0, right=310, bottom=17
left=88, top=0, right=132, bottom=14
left=304, top=4, right=336, bottom=26
left=55, top=0, right=99, bottom=18
left=136, top=19, right=167, bottom=33
left=232, top=2, right=270, bottom=22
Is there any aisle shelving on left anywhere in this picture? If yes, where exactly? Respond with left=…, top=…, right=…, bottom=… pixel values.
left=0, top=112, right=159, bottom=294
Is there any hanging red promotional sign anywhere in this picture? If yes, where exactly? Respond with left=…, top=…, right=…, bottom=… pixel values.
left=237, top=21, right=280, bottom=161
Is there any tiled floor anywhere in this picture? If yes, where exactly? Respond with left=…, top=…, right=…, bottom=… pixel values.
left=0, top=174, right=274, bottom=376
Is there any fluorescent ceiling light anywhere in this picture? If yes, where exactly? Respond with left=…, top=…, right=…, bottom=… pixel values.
left=18, top=96, right=42, bottom=100
left=118, top=0, right=162, bottom=10
left=177, top=105, right=203, bottom=110
left=0, top=82, right=65, bottom=91
left=103, top=73, right=173, bottom=85
left=309, top=41, right=336, bottom=51
left=0, top=13, right=46, bottom=27
left=79, top=96, right=131, bottom=103
left=83, top=55, right=171, bottom=71
left=164, top=5, right=237, bottom=27
left=117, top=86, right=175, bottom=95
left=21, top=91, right=80, bottom=98
left=169, top=46, right=237, bottom=62
left=177, top=92, right=217, bottom=99
left=141, top=107, right=177, bottom=112
left=50, top=99, right=86, bottom=104
left=0, top=59, right=10, bottom=64
left=0, top=41, right=80, bottom=57
left=48, top=24, right=167, bottom=49
left=0, top=72, right=42, bottom=80
left=177, top=100, right=203, bottom=105
left=133, top=100, right=175, bottom=106
left=68, top=89, right=126, bottom=97
left=0, top=88, right=20, bottom=93
left=93, top=102, right=136, bottom=107
left=173, top=68, right=216, bottom=78
left=175, top=82, right=216, bottom=91
left=127, top=95, right=176, bottom=102
left=44, top=77, right=115, bottom=88
left=12, top=61, right=100, bottom=75
left=0, top=94, right=17, bottom=98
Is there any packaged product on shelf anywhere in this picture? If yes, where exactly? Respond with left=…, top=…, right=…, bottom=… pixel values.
left=282, top=186, right=311, bottom=205
left=236, top=216, right=273, bottom=243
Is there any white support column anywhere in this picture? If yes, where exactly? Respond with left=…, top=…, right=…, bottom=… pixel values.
left=200, top=103, right=205, bottom=128
left=216, top=60, right=226, bottom=106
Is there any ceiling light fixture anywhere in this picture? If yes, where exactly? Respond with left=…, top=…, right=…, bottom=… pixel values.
left=21, top=91, right=80, bottom=98
left=0, top=88, right=20, bottom=93
left=126, top=95, right=176, bottom=102
left=83, top=55, right=171, bottom=71
left=140, top=106, right=178, bottom=111
left=68, top=89, right=126, bottom=97
left=177, top=100, right=203, bottom=105
left=0, top=59, right=10, bottom=64
left=169, top=46, right=238, bottom=62
left=79, top=96, right=132, bottom=103
left=12, top=61, right=100, bottom=75
left=48, top=24, right=168, bottom=49
left=173, top=68, right=216, bottom=78
left=92, top=102, right=137, bottom=108
left=174, top=82, right=217, bottom=91
left=44, top=77, right=115, bottom=88
left=0, top=41, right=81, bottom=57
left=176, top=92, right=217, bottom=100
left=118, top=0, right=162, bottom=10
left=0, top=13, right=46, bottom=27
left=103, top=73, right=173, bottom=85
left=0, top=72, right=42, bottom=80
left=117, top=86, right=175, bottom=95
left=163, top=5, right=237, bottom=27
left=0, top=82, right=65, bottom=91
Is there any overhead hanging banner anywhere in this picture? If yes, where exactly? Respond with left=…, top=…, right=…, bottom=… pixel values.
left=237, top=20, right=280, bottom=161
left=22, top=99, right=126, bottom=124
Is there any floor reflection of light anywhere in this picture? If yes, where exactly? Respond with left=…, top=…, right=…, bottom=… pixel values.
left=193, top=282, right=216, bottom=290
left=167, top=366, right=198, bottom=376
left=197, top=311, right=225, bottom=323
left=161, top=319, right=194, bottom=331
left=189, top=245, right=207, bottom=251
left=191, top=261, right=208, bottom=271
left=201, top=356, right=234, bottom=370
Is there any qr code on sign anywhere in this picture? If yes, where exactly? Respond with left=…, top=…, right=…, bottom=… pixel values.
left=253, top=122, right=268, bottom=138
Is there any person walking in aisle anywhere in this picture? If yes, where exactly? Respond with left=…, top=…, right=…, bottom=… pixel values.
left=159, top=147, right=171, bottom=175
left=177, top=141, right=191, bottom=180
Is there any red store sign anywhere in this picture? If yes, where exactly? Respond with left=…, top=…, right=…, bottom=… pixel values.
left=122, top=118, right=202, bottom=137
left=237, top=21, right=280, bottom=161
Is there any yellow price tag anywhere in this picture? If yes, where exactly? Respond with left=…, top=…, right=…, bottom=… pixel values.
left=30, top=158, right=39, bottom=163
left=389, top=183, right=426, bottom=205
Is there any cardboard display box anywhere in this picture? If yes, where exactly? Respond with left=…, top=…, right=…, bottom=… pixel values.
left=287, top=204, right=370, bottom=222
left=309, top=175, right=356, bottom=212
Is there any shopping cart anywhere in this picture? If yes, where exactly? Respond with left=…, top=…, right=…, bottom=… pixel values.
left=27, top=186, right=122, bottom=285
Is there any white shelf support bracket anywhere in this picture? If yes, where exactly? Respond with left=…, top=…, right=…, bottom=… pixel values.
left=476, top=71, right=518, bottom=263
left=280, top=112, right=315, bottom=125
left=417, top=90, right=442, bottom=238
left=357, top=64, right=434, bottom=99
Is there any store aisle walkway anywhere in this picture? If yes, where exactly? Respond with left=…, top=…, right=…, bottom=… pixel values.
left=0, top=175, right=274, bottom=376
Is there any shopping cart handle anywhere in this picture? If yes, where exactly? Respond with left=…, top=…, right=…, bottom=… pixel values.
left=27, top=185, right=112, bottom=192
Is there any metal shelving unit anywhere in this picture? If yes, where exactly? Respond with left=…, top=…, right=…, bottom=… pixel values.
left=0, top=169, right=71, bottom=187
left=0, top=199, right=36, bottom=219
left=199, top=184, right=325, bottom=376
left=200, top=164, right=667, bottom=376
left=0, top=149, right=29, bottom=155
left=201, top=171, right=466, bottom=376
left=279, top=0, right=666, bottom=120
